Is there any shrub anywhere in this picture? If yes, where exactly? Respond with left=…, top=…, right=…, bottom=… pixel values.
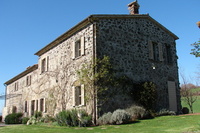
left=22, top=117, right=29, bottom=124
left=56, top=110, right=72, bottom=126
left=78, top=110, right=92, bottom=127
left=0, top=115, right=2, bottom=122
left=97, top=112, right=112, bottom=125
left=43, top=115, right=56, bottom=123
left=110, top=109, right=131, bottom=125
left=125, top=105, right=146, bottom=120
left=182, top=107, right=189, bottom=114
left=33, top=111, right=42, bottom=118
left=56, top=109, right=92, bottom=127
left=141, top=110, right=155, bottom=119
left=5, top=113, right=23, bottom=124
left=156, top=109, right=176, bottom=116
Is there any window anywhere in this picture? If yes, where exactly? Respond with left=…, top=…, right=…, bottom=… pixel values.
left=75, top=40, right=81, bottom=58
left=152, top=42, right=159, bottom=61
left=25, top=101, right=28, bottom=112
left=41, top=58, right=46, bottom=73
left=72, top=37, right=85, bottom=59
left=41, top=57, right=49, bottom=73
left=73, top=85, right=85, bottom=106
left=166, top=45, right=172, bottom=64
left=36, top=100, right=38, bottom=111
left=148, top=41, right=163, bottom=61
left=12, top=106, right=17, bottom=113
left=40, top=98, right=44, bottom=112
left=26, top=75, right=31, bottom=86
left=31, top=100, right=35, bottom=116
left=14, top=82, right=18, bottom=91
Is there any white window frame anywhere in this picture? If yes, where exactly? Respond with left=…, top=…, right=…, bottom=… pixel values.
left=72, top=84, right=85, bottom=107
left=72, top=36, right=85, bottom=59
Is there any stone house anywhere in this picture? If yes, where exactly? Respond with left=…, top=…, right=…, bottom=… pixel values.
left=3, top=1, right=181, bottom=121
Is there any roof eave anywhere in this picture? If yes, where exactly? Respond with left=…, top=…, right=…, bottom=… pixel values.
left=34, top=14, right=178, bottom=56
left=4, top=64, right=38, bottom=85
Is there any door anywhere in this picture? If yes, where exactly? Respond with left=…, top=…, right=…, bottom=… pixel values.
left=168, top=81, right=177, bottom=112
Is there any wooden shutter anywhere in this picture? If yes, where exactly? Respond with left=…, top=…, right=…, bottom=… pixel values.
left=81, top=84, right=85, bottom=106
left=46, top=56, right=49, bottom=71
left=158, top=43, right=164, bottom=61
left=72, top=42, right=75, bottom=59
left=44, top=98, right=46, bottom=113
left=81, top=36, right=85, bottom=56
left=148, top=40, right=154, bottom=59
left=72, top=86, right=75, bottom=106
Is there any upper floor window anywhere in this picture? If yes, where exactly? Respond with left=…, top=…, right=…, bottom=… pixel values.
left=26, top=75, right=31, bottom=86
left=14, top=82, right=18, bottom=91
left=148, top=41, right=163, bottom=62
left=72, top=36, right=85, bottom=59
left=41, top=57, right=49, bottom=73
left=75, top=40, right=81, bottom=58
left=166, top=45, right=173, bottom=64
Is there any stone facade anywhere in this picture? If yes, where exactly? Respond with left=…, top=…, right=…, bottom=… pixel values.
left=3, top=14, right=180, bottom=121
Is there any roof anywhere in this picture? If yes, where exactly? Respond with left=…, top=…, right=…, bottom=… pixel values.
left=4, top=64, right=38, bottom=85
left=34, top=14, right=179, bottom=56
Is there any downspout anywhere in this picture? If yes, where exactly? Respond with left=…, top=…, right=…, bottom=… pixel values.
left=3, top=84, right=7, bottom=108
left=89, top=16, right=98, bottom=124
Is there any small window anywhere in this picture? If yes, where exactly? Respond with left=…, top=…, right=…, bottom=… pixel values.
left=75, top=40, right=81, bottom=58
left=72, top=37, right=85, bottom=59
left=149, top=41, right=163, bottom=62
left=40, top=98, right=44, bottom=112
left=73, top=85, right=85, bottom=106
left=152, top=42, right=159, bottom=61
left=41, top=58, right=46, bottom=73
left=14, top=82, right=18, bottom=91
left=36, top=100, right=38, bottom=111
left=75, top=86, right=81, bottom=106
left=166, top=45, right=173, bottom=64
left=12, top=106, right=17, bottom=113
left=26, top=75, right=31, bottom=86
left=31, top=100, right=35, bottom=116
left=41, top=57, right=49, bottom=73
left=25, top=101, right=28, bottom=112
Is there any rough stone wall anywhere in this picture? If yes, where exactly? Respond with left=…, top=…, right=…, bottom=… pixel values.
left=96, top=18, right=180, bottom=112
left=4, top=23, right=95, bottom=118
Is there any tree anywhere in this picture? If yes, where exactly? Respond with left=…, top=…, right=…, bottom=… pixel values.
left=76, top=56, right=115, bottom=123
left=191, top=40, right=200, bottom=57
left=180, top=72, right=197, bottom=113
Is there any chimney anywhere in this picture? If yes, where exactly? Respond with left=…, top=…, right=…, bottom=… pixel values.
left=128, top=0, right=140, bottom=15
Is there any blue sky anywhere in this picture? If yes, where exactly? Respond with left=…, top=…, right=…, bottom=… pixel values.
left=0, top=0, right=199, bottom=113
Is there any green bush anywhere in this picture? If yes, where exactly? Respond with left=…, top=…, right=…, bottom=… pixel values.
left=43, top=115, right=56, bottom=123
left=56, top=110, right=72, bottom=126
left=142, top=110, right=155, bottom=119
left=56, top=109, right=91, bottom=127
left=0, top=115, right=2, bottom=122
left=125, top=105, right=146, bottom=120
left=182, top=107, right=189, bottom=114
left=78, top=110, right=92, bottom=127
left=156, top=109, right=176, bottom=116
left=5, top=113, right=23, bottom=124
left=33, top=111, right=42, bottom=118
left=97, top=112, right=112, bottom=125
left=110, top=109, right=131, bottom=125
left=22, top=117, right=29, bottom=124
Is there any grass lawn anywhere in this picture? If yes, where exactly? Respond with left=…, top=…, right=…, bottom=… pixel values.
left=1, top=115, right=200, bottom=133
